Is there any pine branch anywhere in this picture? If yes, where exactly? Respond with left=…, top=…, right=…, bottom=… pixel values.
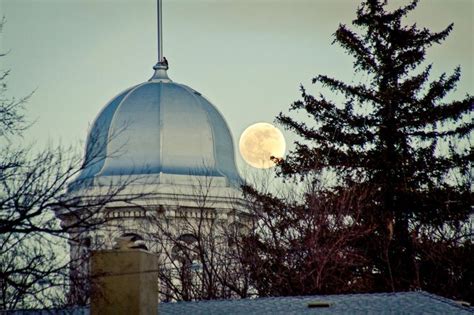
left=315, top=75, right=379, bottom=104
left=334, top=24, right=378, bottom=72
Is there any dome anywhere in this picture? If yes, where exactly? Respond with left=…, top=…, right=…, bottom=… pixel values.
left=70, top=65, right=241, bottom=190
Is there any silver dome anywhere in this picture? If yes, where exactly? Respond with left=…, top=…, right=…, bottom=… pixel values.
left=71, top=66, right=241, bottom=189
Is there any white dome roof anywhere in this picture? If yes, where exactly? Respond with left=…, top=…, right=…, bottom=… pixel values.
left=70, top=66, right=240, bottom=190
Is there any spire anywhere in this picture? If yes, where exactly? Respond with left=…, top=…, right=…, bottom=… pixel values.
left=151, top=0, right=171, bottom=81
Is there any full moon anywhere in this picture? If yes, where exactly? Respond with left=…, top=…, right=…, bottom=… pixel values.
left=239, top=122, right=286, bottom=169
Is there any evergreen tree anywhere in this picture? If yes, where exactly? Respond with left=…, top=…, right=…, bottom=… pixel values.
left=276, top=0, right=472, bottom=297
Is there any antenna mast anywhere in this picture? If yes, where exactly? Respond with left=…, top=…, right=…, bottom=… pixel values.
left=157, top=0, right=163, bottom=64
left=151, top=0, right=170, bottom=78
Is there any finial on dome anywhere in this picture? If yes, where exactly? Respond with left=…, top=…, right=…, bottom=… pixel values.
left=150, top=63, right=171, bottom=82
left=150, top=0, right=171, bottom=82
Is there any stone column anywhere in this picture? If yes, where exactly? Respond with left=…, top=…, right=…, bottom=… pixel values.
left=90, top=249, right=158, bottom=315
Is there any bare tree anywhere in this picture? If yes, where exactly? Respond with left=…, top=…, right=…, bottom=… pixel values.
left=140, top=174, right=253, bottom=302
left=0, top=27, right=145, bottom=309
left=0, top=113, right=142, bottom=310
left=241, top=179, right=377, bottom=296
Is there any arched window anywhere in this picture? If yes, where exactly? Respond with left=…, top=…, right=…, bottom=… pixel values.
left=121, top=232, right=144, bottom=241
left=171, top=234, right=198, bottom=264
left=227, top=222, right=249, bottom=248
left=114, top=232, right=148, bottom=250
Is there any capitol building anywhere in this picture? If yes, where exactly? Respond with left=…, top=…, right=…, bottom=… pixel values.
left=55, top=3, right=250, bottom=303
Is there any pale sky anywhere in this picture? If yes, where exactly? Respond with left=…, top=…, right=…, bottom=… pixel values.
left=1, top=0, right=472, bottom=171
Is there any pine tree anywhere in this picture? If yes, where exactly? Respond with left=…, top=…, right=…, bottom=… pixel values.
left=276, top=0, right=472, bottom=295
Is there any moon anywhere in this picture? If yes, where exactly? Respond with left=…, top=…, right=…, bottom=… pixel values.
left=239, top=122, right=286, bottom=169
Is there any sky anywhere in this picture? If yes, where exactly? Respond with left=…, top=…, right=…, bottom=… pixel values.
left=1, top=0, right=472, bottom=172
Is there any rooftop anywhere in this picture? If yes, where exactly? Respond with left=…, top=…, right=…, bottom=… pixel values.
left=5, top=291, right=472, bottom=315
left=160, top=291, right=472, bottom=315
